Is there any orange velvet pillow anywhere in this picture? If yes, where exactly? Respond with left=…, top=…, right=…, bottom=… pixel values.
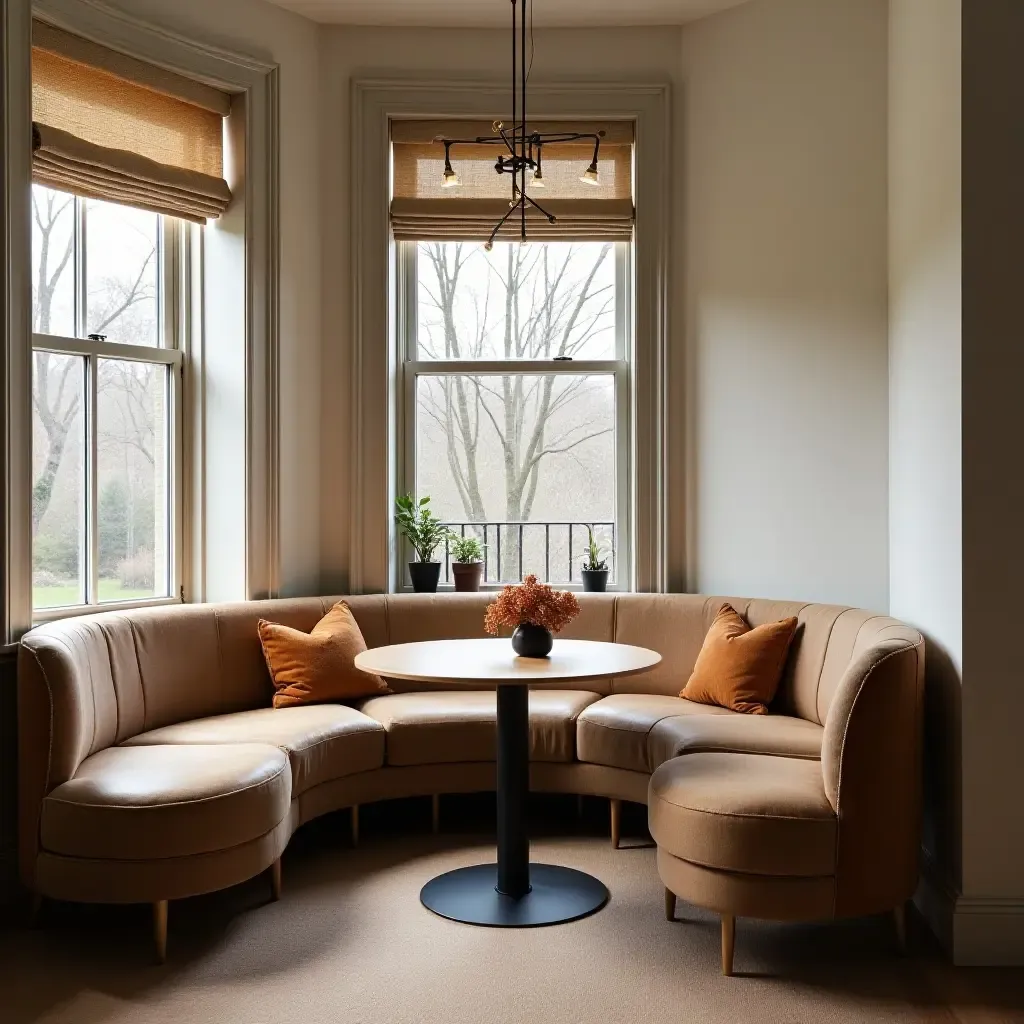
left=258, top=601, right=390, bottom=709
left=680, top=603, right=798, bottom=715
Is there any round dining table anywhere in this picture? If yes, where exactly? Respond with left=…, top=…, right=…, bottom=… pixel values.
left=354, top=636, right=661, bottom=928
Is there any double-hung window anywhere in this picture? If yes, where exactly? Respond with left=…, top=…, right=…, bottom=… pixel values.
left=28, top=22, right=233, bottom=616
left=31, top=187, right=185, bottom=613
left=392, top=121, right=635, bottom=588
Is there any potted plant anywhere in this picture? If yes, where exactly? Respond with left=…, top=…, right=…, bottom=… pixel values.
left=484, top=574, right=580, bottom=658
left=395, top=494, right=449, bottom=593
left=581, top=525, right=610, bottom=592
left=449, top=534, right=485, bottom=592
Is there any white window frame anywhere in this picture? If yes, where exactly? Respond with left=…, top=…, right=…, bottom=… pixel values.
left=3, top=0, right=281, bottom=645
left=395, top=239, right=634, bottom=592
left=30, top=193, right=188, bottom=621
left=350, top=80, right=672, bottom=596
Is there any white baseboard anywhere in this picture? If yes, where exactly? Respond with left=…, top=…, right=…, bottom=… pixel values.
left=916, top=861, right=1024, bottom=965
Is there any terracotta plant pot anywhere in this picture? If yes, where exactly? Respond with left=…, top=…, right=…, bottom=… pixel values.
left=511, top=622, right=553, bottom=658
left=582, top=569, right=609, bottom=592
left=408, top=561, right=441, bottom=593
left=451, top=561, right=484, bottom=592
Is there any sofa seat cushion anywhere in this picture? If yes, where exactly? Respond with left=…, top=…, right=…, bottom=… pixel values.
left=577, top=694, right=733, bottom=773
left=358, top=690, right=601, bottom=766
left=647, top=712, right=823, bottom=772
left=41, top=744, right=290, bottom=861
left=649, top=753, right=836, bottom=877
left=121, top=705, right=385, bottom=795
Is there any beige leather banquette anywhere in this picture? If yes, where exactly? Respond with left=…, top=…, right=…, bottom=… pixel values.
left=19, top=593, right=923, bottom=966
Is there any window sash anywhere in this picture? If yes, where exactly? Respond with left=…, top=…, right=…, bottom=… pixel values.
left=30, top=203, right=187, bottom=621
left=395, top=241, right=633, bottom=591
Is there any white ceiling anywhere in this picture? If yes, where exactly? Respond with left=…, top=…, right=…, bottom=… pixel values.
left=263, top=0, right=750, bottom=28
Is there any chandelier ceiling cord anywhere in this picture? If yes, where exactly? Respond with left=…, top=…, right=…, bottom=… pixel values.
left=439, top=0, right=605, bottom=250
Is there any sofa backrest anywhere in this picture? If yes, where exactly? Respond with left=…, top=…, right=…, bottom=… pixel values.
left=19, top=591, right=917, bottom=791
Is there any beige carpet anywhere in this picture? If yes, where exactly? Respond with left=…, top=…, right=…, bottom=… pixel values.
left=2, top=824, right=1022, bottom=1024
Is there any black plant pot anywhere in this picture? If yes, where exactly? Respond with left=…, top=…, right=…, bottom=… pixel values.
left=582, top=569, right=609, bottom=593
left=408, top=561, right=441, bottom=593
left=511, top=622, right=553, bottom=658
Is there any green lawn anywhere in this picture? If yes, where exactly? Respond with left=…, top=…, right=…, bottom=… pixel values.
left=33, top=578, right=154, bottom=611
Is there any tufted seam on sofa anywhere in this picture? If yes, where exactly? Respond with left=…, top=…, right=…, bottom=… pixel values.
left=127, top=618, right=147, bottom=732
left=651, top=797, right=834, bottom=824
left=42, top=815, right=294, bottom=866
left=812, top=608, right=847, bottom=727
left=24, top=643, right=58, bottom=797
left=580, top=713, right=681, bottom=737
left=660, top=742, right=822, bottom=762
left=661, top=845, right=836, bottom=880
left=45, top=756, right=290, bottom=810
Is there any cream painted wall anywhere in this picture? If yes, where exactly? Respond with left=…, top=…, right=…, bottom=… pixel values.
left=679, top=0, right=889, bottom=610
left=103, top=0, right=323, bottom=596
left=888, top=0, right=963, bottom=930
left=318, top=0, right=891, bottom=613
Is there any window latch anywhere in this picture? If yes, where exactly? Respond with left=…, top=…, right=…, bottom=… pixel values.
left=553, top=355, right=572, bottom=361
left=88, top=333, right=107, bottom=342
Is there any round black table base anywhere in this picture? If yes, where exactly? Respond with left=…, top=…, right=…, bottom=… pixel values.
left=420, top=863, right=608, bottom=927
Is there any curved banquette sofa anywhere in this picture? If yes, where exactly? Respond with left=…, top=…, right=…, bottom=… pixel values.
left=18, top=593, right=924, bottom=970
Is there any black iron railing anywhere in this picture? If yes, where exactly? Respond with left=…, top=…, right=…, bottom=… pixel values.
left=440, top=521, right=615, bottom=585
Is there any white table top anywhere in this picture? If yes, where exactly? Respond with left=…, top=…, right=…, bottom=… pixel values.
left=354, top=637, right=661, bottom=686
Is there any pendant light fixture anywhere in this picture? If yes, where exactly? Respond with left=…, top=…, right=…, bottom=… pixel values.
left=438, top=0, right=604, bottom=250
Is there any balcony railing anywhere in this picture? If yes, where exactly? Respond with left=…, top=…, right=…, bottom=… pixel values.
left=440, top=521, right=615, bottom=586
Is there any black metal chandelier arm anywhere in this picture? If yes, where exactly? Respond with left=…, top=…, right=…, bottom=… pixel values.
left=484, top=198, right=523, bottom=250
left=522, top=191, right=556, bottom=223
left=440, top=131, right=604, bottom=149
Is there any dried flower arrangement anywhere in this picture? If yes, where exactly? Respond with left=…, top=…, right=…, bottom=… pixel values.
left=484, top=574, right=580, bottom=635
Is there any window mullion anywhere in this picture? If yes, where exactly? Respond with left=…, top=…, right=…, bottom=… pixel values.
left=87, top=352, right=99, bottom=606
left=75, top=198, right=87, bottom=339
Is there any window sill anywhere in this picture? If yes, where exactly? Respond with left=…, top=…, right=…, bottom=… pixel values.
left=395, top=584, right=628, bottom=595
left=31, top=595, right=184, bottom=626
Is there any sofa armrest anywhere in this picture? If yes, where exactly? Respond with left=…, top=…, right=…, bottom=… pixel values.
left=821, top=630, right=925, bottom=917
left=18, top=620, right=120, bottom=887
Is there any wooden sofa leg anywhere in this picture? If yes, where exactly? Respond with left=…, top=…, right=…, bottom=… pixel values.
left=351, top=805, right=360, bottom=846
left=28, top=892, right=43, bottom=927
left=431, top=794, right=440, bottom=834
left=893, top=903, right=907, bottom=952
left=271, top=858, right=282, bottom=901
left=610, top=798, right=622, bottom=849
left=664, top=887, right=676, bottom=922
left=721, top=914, right=735, bottom=976
left=153, top=900, right=168, bottom=964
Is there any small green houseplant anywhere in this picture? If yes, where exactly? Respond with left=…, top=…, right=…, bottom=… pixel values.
left=449, top=534, right=485, bottom=592
left=395, top=494, right=449, bottom=592
left=580, top=525, right=610, bottom=593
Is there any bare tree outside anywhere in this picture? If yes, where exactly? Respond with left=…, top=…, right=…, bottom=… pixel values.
left=415, top=241, right=619, bottom=581
left=31, top=185, right=167, bottom=608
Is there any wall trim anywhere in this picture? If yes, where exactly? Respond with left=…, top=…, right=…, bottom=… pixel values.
left=7, top=0, right=281, bottom=619
left=1, top=0, right=33, bottom=645
left=350, top=74, right=672, bottom=594
left=916, top=855, right=1024, bottom=966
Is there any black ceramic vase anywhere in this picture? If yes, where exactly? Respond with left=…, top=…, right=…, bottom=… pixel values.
left=511, top=622, right=553, bottom=658
left=408, top=561, right=441, bottom=593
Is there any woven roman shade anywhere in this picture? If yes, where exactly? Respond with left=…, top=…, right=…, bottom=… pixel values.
left=391, top=120, right=633, bottom=242
left=31, top=22, right=232, bottom=223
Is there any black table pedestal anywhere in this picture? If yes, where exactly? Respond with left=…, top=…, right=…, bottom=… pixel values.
left=419, top=683, right=609, bottom=927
